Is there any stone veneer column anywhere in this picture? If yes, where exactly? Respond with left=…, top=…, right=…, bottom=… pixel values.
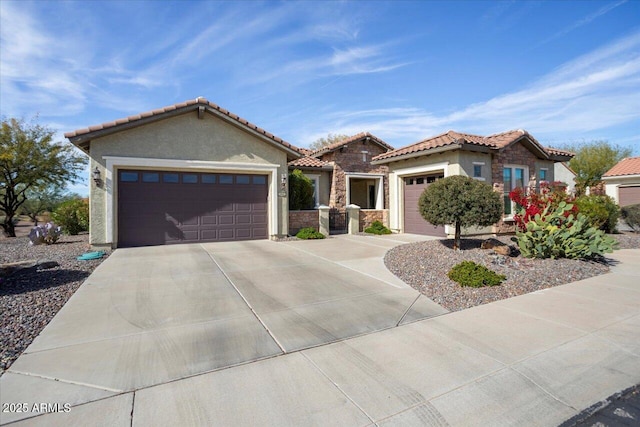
left=346, top=204, right=360, bottom=235
left=318, top=205, right=330, bottom=237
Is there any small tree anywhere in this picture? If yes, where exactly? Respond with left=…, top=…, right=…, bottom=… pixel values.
left=564, top=141, right=632, bottom=195
left=308, top=133, right=349, bottom=151
left=19, top=185, right=66, bottom=225
left=419, top=176, right=502, bottom=250
left=288, top=169, right=315, bottom=210
left=1, top=117, right=86, bottom=237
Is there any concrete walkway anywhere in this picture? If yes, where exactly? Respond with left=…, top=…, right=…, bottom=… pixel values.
left=1, top=239, right=639, bottom=426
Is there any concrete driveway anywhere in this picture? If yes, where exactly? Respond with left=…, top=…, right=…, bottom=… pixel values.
left=1, top=234, right=446, bottom=424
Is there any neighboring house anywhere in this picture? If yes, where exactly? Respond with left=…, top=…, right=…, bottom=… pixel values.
left=288, top=132, right=394, bottom=210
left=370, top=129, right=574, bottom=236
left=554, top=162, right=577, bottom=193
left=66, top=98, right=302, bottom=248
left=603, top=157, right=640, bottom=206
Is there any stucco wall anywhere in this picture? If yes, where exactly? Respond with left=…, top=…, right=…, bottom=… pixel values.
left=88, top=111, right=289, bottom=246
left=386, top=150, right=458, bottom=233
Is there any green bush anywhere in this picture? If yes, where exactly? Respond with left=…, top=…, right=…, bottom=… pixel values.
left=51, top=199, right=89, bottom=235
left=621, top=204, right=640, bottom=232
left=575, top=195, right=619, bottom=233
left=448, top=261, right=506, bottom=287
left=289, top=169, right=315, bottom=210
left=296, top=227, right=325, bottom=239
left=364, top=220, right=391, bottom=235
left=511, top=202, right=617, bottom=259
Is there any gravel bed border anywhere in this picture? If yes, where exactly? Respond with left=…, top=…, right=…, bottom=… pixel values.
left=384, top=234, right=639, bottom=312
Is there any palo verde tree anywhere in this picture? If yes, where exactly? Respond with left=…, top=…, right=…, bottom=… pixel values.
left=419, top=175, right=502, bottom=250
left=564, top=141, right=632, bottom=195
left=1, top=117, right=86, bottom=237
left=19, top=185, right=67, bottom=226
left=308, top=133, right=349, bottom=151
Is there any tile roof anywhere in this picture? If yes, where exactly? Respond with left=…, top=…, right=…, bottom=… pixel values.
left=603, top=157, right=640, bottom=177
left=545, top=147, right=575, bottom=157
left=309, top=132, right=394, bottom=157
left=372, top=129, right=571, bottom=162
left=288, top=156, right=332, bottom=169
left=65, top=97, right=302, bottom=156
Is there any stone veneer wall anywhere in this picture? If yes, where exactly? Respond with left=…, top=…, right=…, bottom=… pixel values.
left=323, top=141, right=390, bottom=210
left=359, top=209, right=389, bottom=232
left=288, top=210, right=318, bottom=235
left=491, top=142, right=540, bottom=234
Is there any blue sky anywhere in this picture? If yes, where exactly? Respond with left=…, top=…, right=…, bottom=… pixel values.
left=1, top=1, right=639, bottom=195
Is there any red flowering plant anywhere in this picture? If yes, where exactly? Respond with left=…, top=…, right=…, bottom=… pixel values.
left=509, top=181, right=577, bottom=231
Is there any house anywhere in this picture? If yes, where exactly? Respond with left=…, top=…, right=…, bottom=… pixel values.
left=554, top=162, right=577, bottom=194
left=603, top=157, right=640, bottom=206
left=66, top=98, right=302, bottom=248
left=67, top=98, right=574, bottom=248
left=287, top=133, right=394, bottom=233
left=370, top=129, right=574, bottom=236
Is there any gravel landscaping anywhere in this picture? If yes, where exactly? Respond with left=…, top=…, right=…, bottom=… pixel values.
left=385, top=233, right=640, bottom=312
left=0, top=234, right=109, bottom=372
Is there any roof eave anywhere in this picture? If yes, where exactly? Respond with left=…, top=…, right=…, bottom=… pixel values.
left=288, top=164, right=334, bottom=171
left=67, top=103, right=303, bottom=159
left=371, top=144, right=461, bottom=165
left=602, top=173, right=640, bottom=181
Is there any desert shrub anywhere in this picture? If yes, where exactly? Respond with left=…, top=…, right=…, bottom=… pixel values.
left=511, top=202, right=617, bottom=259
left=448, top=261, right=505, bottom=287
left=509, top=182, right=576, bottom=231
left=296, top=227, right=325, bottom=239
left=621, top=204, right=640, bottom=232
left=52, top=199, right=89, bottom=235
left=289, top=169, right=315, bottom=210
left=29, top=222, right=62, bottom=245
left=574, top=195, right=619, bottom=233
left=364, top=220, right=391, bottom=235
left=419, top=176, right=502, bottom=250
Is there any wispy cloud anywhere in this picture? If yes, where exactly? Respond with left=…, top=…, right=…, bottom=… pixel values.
left=299, top=31, right=640, bottom=147
left=536, top=0, right=627, bottom=47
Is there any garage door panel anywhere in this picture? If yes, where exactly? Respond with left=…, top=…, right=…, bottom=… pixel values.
left=403, top=174, right=446, bottom=237
left=117, top=170, right=269, bottom=247
left=619, top=186, right=640, bottom=207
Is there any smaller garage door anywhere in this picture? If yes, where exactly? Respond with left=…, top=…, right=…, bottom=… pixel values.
left=403, top=174, right=446, bottom=237
left=619, top=186, right=640, bottom=207
left=117, top=170, right=268, bottom=247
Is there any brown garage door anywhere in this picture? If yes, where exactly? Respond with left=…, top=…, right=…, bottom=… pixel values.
left=619, top=186, right=640, bottom=207
left=117, top=170, right=268, bottom=247
left=403, top=174, right=446, bottom=237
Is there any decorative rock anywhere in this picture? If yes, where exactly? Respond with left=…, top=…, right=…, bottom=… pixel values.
left=37, top=260, right=60, bottom=270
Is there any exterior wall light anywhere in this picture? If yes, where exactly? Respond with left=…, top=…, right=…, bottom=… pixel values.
left=93, top=166, right=102, bottom=186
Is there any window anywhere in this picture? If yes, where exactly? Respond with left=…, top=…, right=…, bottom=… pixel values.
left=406, top=178, right=414, bottom=185
left=539, top=168, right=548, bottom=182
left=473, top=165, right=482, bottom=178
left=416, top=178, right=424, bottom=185
left=219, top=175, right=233, bottom=184
left=503, top=166, right=527, bottom=215
left=182, top=174, right=198, bottom=183
left=142, top=172, right=159, bottom=183
left=202, top=174, right=216, bottom=184
left=253, top=175, right=266, bottom=185
left=120, top=172, right=138, bottom=182
left=163, top=173, right=179, bottom=183
left=236, top=175, right=250, bottom=184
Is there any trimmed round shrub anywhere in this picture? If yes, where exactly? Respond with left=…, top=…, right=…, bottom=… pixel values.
left=448, top=261, right=505, bottom=288
left=296, top=227, right=325, bottom=239
left=575, top=194, right=619, bottom=233
left=51, top=199, right=89, bottom=235
left=621, top=204, right=640, bottom=232
left=364, top=220, right=391, bottom=235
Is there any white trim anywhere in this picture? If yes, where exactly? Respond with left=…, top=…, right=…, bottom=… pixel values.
left=103, top=156, right=279, bottom=246
left=303, top=173, right=320, bottom=208
left=389, top=161, right=449, bottom=233
left=344, top=172, right=385, bottom=210
left=472, top=162, right=485, bottom=165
